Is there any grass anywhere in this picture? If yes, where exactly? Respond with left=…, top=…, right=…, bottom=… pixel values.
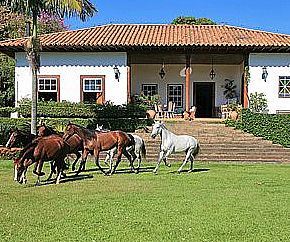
left=1, top=159, right=290, bottom=242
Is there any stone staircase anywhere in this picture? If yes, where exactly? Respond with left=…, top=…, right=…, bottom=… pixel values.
left=134, top=119, right=290, bottom=163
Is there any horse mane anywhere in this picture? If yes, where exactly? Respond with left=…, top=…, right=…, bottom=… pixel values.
left=69, top=123, right=96, bottom=139
left=17, top=138, right=40, bottom=160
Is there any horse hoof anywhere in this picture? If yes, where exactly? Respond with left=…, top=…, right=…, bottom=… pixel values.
left=33, top=171, right=45, bottom=176
left=177, top=170, right=182, bottom=174
left=72, top=166, right=75, bottom=171
left=188, top=170, right=193, bottom=173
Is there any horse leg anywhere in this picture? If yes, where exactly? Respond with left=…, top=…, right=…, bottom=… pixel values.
left=47, top=161, right=56, bottom=181
left=153, top=150, right=166, bottom=174
left=163, top=157, right=171, bottom=167
left=55, top=159, right=65, bottom=184
left=33, top=159, right=45, bottom=177
left=188, top=155, right=195, bottom=173
left=110, top=146, right=124, bottom=175
left=123, top=149, right=136, bottom=173
left=76, top=149, right=88, bottom=175
left=71, top=151, right=81, bottom=171
left=94, top=150, right=106, bottom=175
left=177, top=149, right=192, bottom=173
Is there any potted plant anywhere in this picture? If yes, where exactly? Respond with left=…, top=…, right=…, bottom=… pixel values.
left=133, top=93, right=161, bottom=119
left=223, top=79, right=237, bottom=104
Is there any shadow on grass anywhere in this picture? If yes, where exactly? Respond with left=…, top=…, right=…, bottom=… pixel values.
left=36, top=173, right=94, bottom=186
left=68, top=166, right=156, bottom=175
left=170, top=168, right=210, bottom=174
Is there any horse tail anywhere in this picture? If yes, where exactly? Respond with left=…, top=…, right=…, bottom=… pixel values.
left=141, top=139, right=146, bottom=159
left=127, top=134, right=135, bottom=148
left=193, top=142, right=200, bottom=158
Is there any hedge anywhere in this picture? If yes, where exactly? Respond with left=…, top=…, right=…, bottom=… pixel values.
left=225, top=109, right=290, bottom=147
left=0, top=100, right=147, bottom=119
left=0, top=116, right=153, bottom=146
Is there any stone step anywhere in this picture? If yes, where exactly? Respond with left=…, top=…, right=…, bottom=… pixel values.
left=134, top=119, right=290, bottom=163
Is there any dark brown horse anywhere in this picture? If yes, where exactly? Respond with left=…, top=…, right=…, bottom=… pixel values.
left=37, top=123, right=87, bottom=172
left=63, top=123, right=135, bottom=175
left=14, top=135, right=70, bottom=185
left=5, top=128, right=36, bottom=148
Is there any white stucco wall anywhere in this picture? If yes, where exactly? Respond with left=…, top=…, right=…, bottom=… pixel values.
left=15, top=52, right=128, bottom=105
left=249, top=53, right=290, bottom=113
left=132, top=63, right=242, bottom=110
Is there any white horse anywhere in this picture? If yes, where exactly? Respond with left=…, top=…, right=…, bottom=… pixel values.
left=151, top=121, right=200, bottom=174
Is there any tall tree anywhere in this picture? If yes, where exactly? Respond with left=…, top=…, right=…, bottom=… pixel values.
left=0, top=6, right=68, bottom=109
left=172, top=16, right=216, bottom=25
left=0, top=0, right=96, bottom=134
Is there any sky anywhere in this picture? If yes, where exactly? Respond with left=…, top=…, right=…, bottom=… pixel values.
left=65, top=0, right=290, bottom=35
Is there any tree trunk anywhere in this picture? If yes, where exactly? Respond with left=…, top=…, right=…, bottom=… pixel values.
left=30, top=13, right=38, bottom=135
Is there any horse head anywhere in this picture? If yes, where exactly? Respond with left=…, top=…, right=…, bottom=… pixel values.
left=63, top=123, right=77, bottom=141
left=6, top=128, right=21, bottom=148
left=37, top=123, right=56, bottom=137
left=13, top=158, right=27, bottom=184
left=151, top=121, right=164, bottom=139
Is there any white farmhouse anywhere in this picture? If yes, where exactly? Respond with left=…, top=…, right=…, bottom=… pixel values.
left=1, top=24, right=290, bottom=117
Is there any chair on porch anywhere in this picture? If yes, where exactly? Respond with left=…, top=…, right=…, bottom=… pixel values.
left=155, top=104, right=164, bottom=118
left=165, top=101, right=176, bottom=118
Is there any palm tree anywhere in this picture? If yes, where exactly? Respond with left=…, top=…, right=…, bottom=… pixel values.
left=0, top=0, right=97, bottom=134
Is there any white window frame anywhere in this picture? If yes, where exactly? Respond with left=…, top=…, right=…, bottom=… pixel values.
left=83, top=78, right=103, bottom=93
left=167, top=84, right=183, bottom=108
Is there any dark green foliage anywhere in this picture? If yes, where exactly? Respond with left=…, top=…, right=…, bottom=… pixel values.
left=15, top=100, right=147, bottom=119
left=225, top=109, right=290, bottom=147
left=0, top=100, right=152, bottom=144
left=0, top=117, right=91, bottom=145
left=0, top=54, right=15, bottom=107
left=172, top=16, right=216, bottom=25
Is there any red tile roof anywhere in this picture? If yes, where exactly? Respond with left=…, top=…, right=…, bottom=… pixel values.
left=1, top=24, right=290, bottom=53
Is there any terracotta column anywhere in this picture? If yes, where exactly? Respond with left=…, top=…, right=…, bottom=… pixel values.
left=127, top=64, right=132, bottom=103
left=185, top=55, right=191, bottom=112
left=242, top=54, right=249, bottom=108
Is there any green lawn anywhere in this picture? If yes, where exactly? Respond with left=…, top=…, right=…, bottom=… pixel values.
left=1, top=159, right=290, bottom=242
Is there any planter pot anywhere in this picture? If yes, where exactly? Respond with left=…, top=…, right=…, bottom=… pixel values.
left=229, top=110, right=239, bottom=121
left=146, top=109, right=156, bottom=119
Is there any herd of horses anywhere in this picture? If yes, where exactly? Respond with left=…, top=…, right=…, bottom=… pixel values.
left=6, top=121, right=200, bottom=185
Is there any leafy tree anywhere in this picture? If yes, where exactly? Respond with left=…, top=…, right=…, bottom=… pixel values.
left=0, top=0, right=97, bottom=134
left=172, top=16, right=216, bottom=25
left=0, top=6, right=69, bottom=109
left=0, top=54, right=14, bottom=107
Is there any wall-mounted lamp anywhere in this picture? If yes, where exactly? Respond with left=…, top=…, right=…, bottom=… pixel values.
left=262, top=66, right=268, bottom=82
left=113, top=65, right=120, bottom=81
left=209, top=57, right=216, bottom=80
left=159, top=63, right=165, bottom=79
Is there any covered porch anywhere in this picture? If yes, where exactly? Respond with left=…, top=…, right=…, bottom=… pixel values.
left=127, top=51, right=248, bottom=118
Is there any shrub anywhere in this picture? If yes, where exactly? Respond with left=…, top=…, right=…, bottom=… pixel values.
left=225, top=109, right=290, bottom=147
left=249, top=92, right=268, bottom=113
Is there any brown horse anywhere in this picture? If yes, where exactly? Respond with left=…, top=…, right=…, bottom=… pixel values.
left=14, top=135, right=70, bottom=185
left=37, top=123, right=85, bottom=172
left=5, top=128, right=36, bottom=148
left=63, top=123, right=135, bottom=175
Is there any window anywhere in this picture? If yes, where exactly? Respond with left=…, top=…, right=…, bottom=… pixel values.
left=80, top=75, right=105, bottom=104
left=141, top=84, right=158, bottom=96
left=37, top=75, right=60, bottom=101
left=279, top=76, right=290, bottom=98
left=167, top=84, right=183, bottom=108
